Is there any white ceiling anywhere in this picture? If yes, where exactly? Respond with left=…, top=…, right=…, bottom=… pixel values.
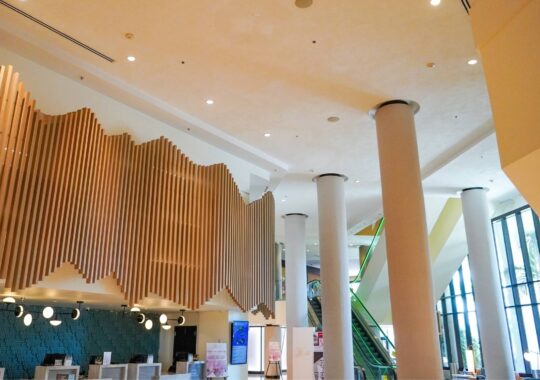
left=0, top=0, right=520, bottom=263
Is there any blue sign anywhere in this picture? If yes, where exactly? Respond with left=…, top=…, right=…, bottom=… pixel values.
left=230, top=320, right=249, bottom=365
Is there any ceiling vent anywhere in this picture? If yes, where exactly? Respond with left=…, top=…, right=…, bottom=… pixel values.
left=0, top=0, right=114, bottom=62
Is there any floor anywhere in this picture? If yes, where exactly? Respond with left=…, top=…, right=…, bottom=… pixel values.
left=248, top=374, right=287, bottom=379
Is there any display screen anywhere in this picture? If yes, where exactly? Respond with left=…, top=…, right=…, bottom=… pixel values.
left=230, top=320, right=249, bottom=365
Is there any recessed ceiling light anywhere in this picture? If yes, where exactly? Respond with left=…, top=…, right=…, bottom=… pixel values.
left=264, top=133, right=271, bottom=137
left=206, top=99, right=214, bottom=105
left=295, top=0, right=313, bottom=8
left=467, top=59, right=478, bottom=65
left=327, top=116, right=340, bottom=122
left=354, top=179, right=361, bottom=183
left=124, top=32, right=135, bottom=40
left=426, top=62, right=436, bottom=68
left=127, top=56, right=136, bottom=62
left=281, top=198, right=287, bottom=202
left=430, top=0, right=441, bottom=6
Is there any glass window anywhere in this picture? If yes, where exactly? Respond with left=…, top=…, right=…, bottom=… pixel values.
left=248, top=326, right=264, bottom=372
left=492, top=206, right=540, bottom=374
left=438, top=256, right=483, bottom=371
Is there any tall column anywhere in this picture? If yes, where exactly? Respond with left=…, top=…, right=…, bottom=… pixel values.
left=283, top=213, right=308, bottom=379
left=371, top=100, right=443, bottom=380
left=275, top=243, right=284, bottom=300
left=313, top=174, right=354, bottom=380
left=461, top=188, right=514, bottom=379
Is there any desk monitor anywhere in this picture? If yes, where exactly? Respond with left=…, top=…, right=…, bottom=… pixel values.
left=42, top=353, right=67, bottom=366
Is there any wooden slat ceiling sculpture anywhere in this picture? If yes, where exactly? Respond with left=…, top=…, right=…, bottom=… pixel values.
left=0, top=65, right=275, bottom=317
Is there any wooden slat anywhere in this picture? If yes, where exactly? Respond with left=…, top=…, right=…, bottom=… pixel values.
left=0, top=65, right=276, bottom=318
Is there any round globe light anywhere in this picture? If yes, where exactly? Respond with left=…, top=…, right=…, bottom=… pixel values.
left=50, top=319, right=62, bottom=327
left=23, top=313, right=33, bottom=326
left=42, top=306, right=54, bottom=319
left=162, top=324, right=171, bottom=331
left=145, top=319, right=153, bottom=330
left=159, top=313, right=168, bottom=324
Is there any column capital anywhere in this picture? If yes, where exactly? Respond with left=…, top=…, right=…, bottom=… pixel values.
left=461, top=186, right=489, bottom=193
left=282, top=213, right=309, bottom=219
left=368, top=99, right=420, bottom=119
left=312, top=173, right=348, bottom=182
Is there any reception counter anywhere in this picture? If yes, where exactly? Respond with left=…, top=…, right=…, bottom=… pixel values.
left=34, top=365, right=80, bottom=380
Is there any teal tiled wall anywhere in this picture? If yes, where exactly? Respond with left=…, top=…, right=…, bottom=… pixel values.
left=0, top=307, right=159, bottom=379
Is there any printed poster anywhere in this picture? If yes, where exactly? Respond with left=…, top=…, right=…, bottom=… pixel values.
left=206, top=343, right=228, bottom=378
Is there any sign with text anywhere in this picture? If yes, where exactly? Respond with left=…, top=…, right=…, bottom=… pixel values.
left=230, top=320, right=249, bottom=365
left=206, top=343, right=228, bottom=378
left=268, top=341, right=281, bottom=362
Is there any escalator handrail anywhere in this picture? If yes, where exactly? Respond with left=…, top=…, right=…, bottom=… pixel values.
left=350, top=296, right=396, bottom=368
left=350, top=289, right=396, bottom=353
left=350, top=217, right=385, bottom=284
left=351, top=321, right=395, bottom=371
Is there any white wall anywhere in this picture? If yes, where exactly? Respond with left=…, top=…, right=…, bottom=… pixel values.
left=0, top=47, right=270, bottom=193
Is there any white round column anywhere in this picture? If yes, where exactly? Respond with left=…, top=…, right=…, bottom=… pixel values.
left=461, top=188, right=514, bottom=379
left=283, top=213, right=309, bottom=378
left=314, top=174, right=354, bottom=380
left=371, top=100, right=443, bottom=380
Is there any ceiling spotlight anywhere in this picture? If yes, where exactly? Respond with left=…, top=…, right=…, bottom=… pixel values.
left=130, top=306, right=141, bottom=312
left=50, top=318, right=62, bottom=327
left=162, top=324, right=172, bottom=330
left=206, top=99, right=214, bottom=105
left=14, top=305, right=24, bottom=318
left=159, top=313, right=168, bottom=324
left=127, top=56, right=136, bottom=62
left=136, top=313, right=146, bottom=324
left=145, top=319, right=153, bottom=330
left=2, top=296, right=16, bottom=304
left=264, top=133, right=271, bottom=137
left=42, top=306, right=54, bottom=319
left=23, top=313, right=33, bottom=326
left=295, top=0, right=313, bottom=8
left=71, top=308, right=81, bottom=320
left=430, top=0, right=441, bottom=6
left=467, top=59, right=478, bottom=65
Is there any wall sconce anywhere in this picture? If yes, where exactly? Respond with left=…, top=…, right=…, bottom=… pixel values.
left=2, top=296, right=16, bottom=304
left=49, top=314, right=62, bottom=327
left=159, top=314, right=168, bottom=325
left=136, top=313, right=146, bottom=324
left=71, top=301, right=83, bottom=320
left=23, top=313, right=33, bottom=326
left=42, top=306, right=54, bottom=319
left=177, top=310, right=186, bottom=326
left=14, top=305, right=24, bottom=318
left=144, top=319, right=153, bottom=330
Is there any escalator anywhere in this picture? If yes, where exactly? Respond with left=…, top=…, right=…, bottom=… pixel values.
left=306, top=218, right=397, bottom=379
left=307, top=286, right=397, bottom=379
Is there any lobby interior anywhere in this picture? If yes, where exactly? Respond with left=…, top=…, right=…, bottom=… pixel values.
left=0, top=0, right=539, bottom=379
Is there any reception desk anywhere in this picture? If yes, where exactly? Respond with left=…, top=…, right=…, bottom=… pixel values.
left=88, top=364, right=128, bottom=380
left=127, top=363, right=161, bottom=380
left=34, top=365, right=80, bottom=380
